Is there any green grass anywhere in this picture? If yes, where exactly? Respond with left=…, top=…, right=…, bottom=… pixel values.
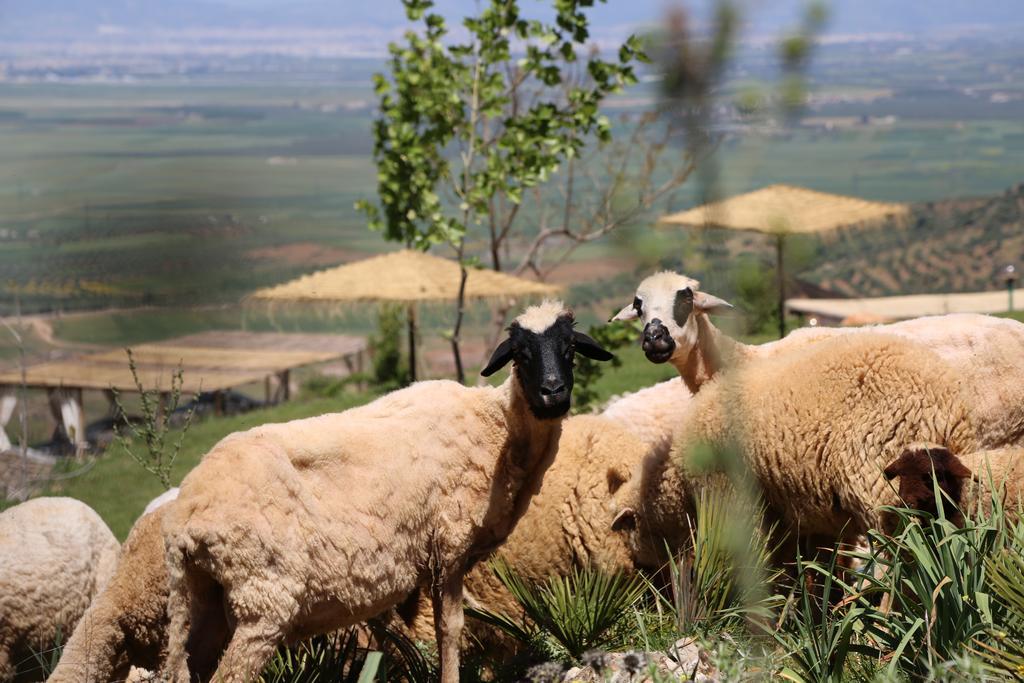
left=47, top=392, right=376, bottom=539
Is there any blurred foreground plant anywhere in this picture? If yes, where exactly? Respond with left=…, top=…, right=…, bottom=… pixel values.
left=655, top=487, right=783, bottom=639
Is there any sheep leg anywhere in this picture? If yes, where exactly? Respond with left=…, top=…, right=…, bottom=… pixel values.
left=432, top=572, right=465, bottom=683
left=207, top=618, right=281, bottom=683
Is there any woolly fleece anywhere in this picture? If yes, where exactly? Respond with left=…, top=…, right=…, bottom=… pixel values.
left=0, top=498, right=119, bottom=682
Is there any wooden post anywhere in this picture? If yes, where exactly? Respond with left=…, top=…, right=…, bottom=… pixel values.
left=407, top=304, right=417, bottom=383
left=214, top=391, right=225, bottom=416
left=280, top=370, right=291, bottom=402
left=776, top=233, right=786, bottom=340
left=264, top=376, right=272, bottom=405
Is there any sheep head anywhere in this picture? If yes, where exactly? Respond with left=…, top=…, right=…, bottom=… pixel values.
left=610, top=271, right=732, bottom=368
left=609, top=451, right=695, bottom=569
left=482, top=300, right=614, bottom=419
left=883, top=443, right=973, bottom=525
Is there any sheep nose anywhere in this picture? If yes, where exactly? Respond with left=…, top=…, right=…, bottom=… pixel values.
left=643, top=320, right=669, bottom=342
left=540, top=377, right=566, bottom=396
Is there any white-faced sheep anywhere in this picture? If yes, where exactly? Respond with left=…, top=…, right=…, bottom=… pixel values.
left=0, top=498, right=120, bottom=682
left=160, top=301, right=613, bottom=683
left=611, top=332, right=979, bottom=568
left=612, top=271, right=1024, bottom=449
left=883, top=443, right=1024, bottom=526
left=47, top=502, right=175, bottom=683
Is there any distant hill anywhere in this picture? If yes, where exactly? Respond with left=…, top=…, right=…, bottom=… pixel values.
left=803, top=184, right=1024, bottom=297
left=2, top=0, right=1022, bottom=38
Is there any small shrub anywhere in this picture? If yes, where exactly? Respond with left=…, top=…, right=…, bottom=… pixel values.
left=572, top=320, right=639, bottom=413
left=468, top=559, right=647, bottom=662
left=370, top=304, right=410, bottom=390
left=113, top=349, right=195, bottom=490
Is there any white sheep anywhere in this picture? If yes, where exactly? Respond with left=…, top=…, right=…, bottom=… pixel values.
left=612, top=270, right=1024, bottom=449
left=0, top=497, right=120, bottom=682
left=612, top=332, right=979, bottom=568
left=47, top=500, right=176, bottom=683
left=160, top=301, right=613, bottom=683
left=600, top=377, right=692, bottom=463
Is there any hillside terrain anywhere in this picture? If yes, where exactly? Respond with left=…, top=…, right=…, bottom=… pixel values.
left=804, top=184, right=1024, bottom=297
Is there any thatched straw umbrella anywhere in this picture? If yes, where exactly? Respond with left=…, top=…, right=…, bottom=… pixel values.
left=659, top=184, right=909, bottom=338
left=249, top=250, right=559, bottom=381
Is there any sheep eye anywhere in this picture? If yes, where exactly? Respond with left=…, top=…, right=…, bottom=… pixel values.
left=632, top=297, right=642, bottom=315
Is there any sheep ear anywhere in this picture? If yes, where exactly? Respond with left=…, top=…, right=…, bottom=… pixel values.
left=610, top=298, right=640, bottom=322
left=573, top=331, right=614, bottom=361
left=480, top=337, right=515, bottom=377
left=695, top=291, right=734, bottom=314
left=611, top=507, right=637, bottom=532
left=883, top=453, right=911, bottom=480
left=932, top=447, right=973, bottom=481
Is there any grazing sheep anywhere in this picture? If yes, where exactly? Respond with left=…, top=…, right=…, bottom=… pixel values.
left=0, top=498, right=120, bottom=682
left=612, top=271, right=1024, bottom=448
left=47, top=504, right=173, bottom=683
left=611, top=333, right=979, bottom=568
left=883, top=443, right=1024, bottom=526
left=403, top=413, right=648, bottom=646
left=160, top=301, right=613, bottom=683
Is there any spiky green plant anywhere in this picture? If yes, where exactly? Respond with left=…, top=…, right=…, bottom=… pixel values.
left=771, top=551, right=884, bottom=683
left=467, top=559, right=647, bottom=661
left=974, top=519, right=1024, bottom=678
left=260, top=621, right=435, bottom=683
left=653, top=487, right=783, bottom=637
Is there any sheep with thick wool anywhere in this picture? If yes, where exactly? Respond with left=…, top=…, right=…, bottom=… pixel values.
left=160, top=301, right=612, bottom=683
left=883, top=443, right=1024, bottom=526
left=47, top=495, right=178, bottom=683
left=403, top=413, right=648, bottom=646
left=601, top=376, right=692, bottom=462
left=612, top=332, right=980, bottom=568
left=0, top=497, right=120, bottom=682
left=613, top=271, right=1024, bottom=449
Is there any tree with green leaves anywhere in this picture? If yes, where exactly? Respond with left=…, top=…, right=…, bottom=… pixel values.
left=358, top=0, right=650, bottom=383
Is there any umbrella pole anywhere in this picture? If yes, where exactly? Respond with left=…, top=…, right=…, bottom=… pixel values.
left=407, top=304, right=417, bottom=383
left=776, top=233, right=786, bottom=339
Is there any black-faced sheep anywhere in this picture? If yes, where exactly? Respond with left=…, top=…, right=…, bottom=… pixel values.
left=612, top=333, right=980, bottom=568
left=160, top=301, right=613, bottom=683
left=0, top=498, right=120, bottom=682
left=613, top=271, right=1024, bottom=449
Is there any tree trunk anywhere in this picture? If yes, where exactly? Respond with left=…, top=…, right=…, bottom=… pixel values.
left=450, top=263, right=468, bottom=385
left=407, top=304, right=417, bottom=383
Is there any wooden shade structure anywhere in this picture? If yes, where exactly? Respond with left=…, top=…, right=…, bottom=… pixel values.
left=787, top=289, right=1015, bottom=325
left=249, top=250, right=560, bottom=380
left=659, top=184, right=909, bottom=338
